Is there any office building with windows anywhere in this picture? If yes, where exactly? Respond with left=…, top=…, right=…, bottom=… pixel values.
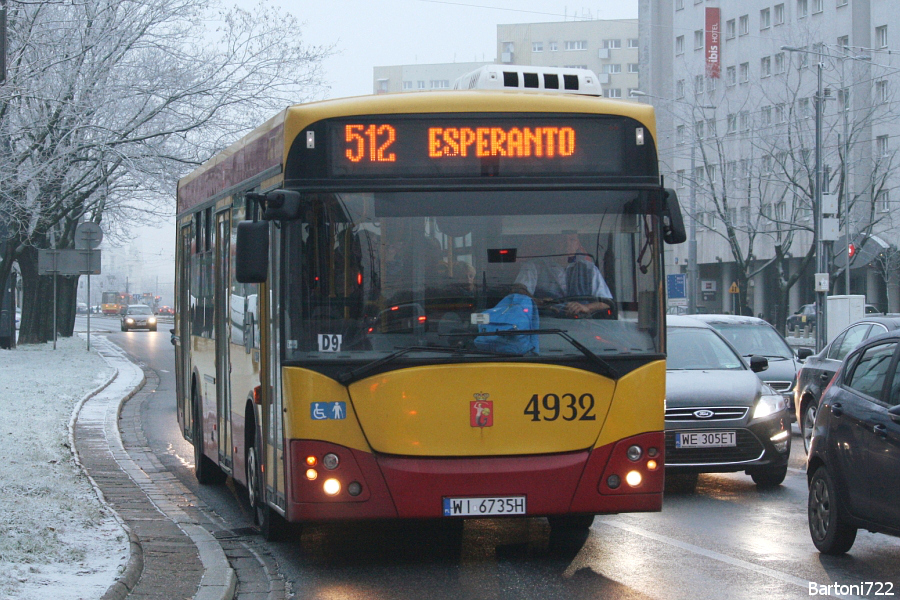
left=641, top=0, right=900, bottom=320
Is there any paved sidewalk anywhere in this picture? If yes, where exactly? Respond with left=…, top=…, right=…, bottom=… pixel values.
left=72, top=336, right=235, bottom=600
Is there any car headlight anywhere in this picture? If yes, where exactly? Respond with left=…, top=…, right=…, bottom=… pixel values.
left=753, top=394, right=787, bottom=419
left=126, top=318, right=134, bottom=324
left=148, top=317, right=156, bottom=323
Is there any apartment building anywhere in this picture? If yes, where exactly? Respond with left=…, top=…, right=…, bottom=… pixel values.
left=496, top=20, right=640, bottom=99
left=641, top=0, right=900, bottom=319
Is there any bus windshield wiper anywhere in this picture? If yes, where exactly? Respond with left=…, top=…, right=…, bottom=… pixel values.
left=338, top=346, right=513, bottom=384
left=441, top=329, right=618, bottom=379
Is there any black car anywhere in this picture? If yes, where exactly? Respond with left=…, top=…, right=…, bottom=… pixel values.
left=807, top=330, right=900, bottom=554
left=786, top=303, right=817, bottom=333
left=665, top=316, right=792, bottom=490
left=793, top=315, right=900, bottom=453
left=691, top=315, right=802, bottom=413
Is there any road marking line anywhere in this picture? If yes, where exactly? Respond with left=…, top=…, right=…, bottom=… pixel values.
left=595, top=518, right=859, bottom=599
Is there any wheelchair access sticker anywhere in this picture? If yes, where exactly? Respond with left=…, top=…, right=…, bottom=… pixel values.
left=310, top=402, right=347, bottom=420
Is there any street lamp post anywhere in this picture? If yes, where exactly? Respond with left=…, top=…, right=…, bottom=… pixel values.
left=781, top=46, right=827, bottom=351
left=631, top=90, right=714, bottom=315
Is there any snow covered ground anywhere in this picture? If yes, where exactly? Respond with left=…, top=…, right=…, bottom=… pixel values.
left=0, top=337, right=128, bottom=600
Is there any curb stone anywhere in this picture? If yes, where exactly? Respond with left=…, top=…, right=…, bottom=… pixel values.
left=72, top=334, right=235, bottom=600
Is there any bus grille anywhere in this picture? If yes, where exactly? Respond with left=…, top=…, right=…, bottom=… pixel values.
left=665, top=430, right=764, bottom=465
left=665, top=406, right=748, bottom=421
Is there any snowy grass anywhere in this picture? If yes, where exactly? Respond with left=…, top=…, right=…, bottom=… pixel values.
left=0, top=337, right=128, bottom=599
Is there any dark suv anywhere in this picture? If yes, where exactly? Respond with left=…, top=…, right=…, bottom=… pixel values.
left=807, top=330, right=900, bottom=554
left=793, top=315, right=900, bottom=453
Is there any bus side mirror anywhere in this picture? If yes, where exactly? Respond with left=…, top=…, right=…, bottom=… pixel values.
left=247, top=189, right=302, bottom=221
left=661, top=188, right=687, bottom=245
left=235, top=221, right=269, bottom=283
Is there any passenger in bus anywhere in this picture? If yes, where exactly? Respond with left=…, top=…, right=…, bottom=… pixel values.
left=513, top=231, right=612, bottom=317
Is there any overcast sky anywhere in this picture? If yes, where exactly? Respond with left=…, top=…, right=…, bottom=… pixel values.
left=127, top=0, right=639, bottom=303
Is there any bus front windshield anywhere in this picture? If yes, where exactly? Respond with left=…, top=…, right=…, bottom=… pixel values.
left=281, top=190, right=662, bottom=369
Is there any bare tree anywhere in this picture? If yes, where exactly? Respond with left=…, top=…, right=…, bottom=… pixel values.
left=0, top=0, right=332, bottom=344
left=676, top=40, right=899, bottom=332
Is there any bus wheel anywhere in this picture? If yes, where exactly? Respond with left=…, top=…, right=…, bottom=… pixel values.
left=246, top=428, right=285, bottom=541
left=547, top=514, right=595, bottom=531
left=193, top=389, right=225, bottom=485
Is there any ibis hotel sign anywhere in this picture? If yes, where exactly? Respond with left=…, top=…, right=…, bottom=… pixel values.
left=706, top=7, right=721, bottom=79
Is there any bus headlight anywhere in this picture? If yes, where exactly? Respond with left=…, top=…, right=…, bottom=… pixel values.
left=323, top=478, right=341, bottom=496
left=625, top=471, right=643, bottom=487
left=753, top=394, right=786, bottom=419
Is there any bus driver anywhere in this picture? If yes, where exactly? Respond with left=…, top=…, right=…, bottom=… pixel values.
left=513, top=231, right=612, bottom=317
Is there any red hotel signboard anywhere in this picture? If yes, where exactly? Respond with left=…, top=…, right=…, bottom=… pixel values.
left=706, top=7, right=721, bottom=78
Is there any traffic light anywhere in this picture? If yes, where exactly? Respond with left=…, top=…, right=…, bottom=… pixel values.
left=848, top=243, right=856, bottom=259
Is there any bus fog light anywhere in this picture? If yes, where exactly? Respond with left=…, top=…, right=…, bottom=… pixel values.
left=322, top=453, right=340, bottom=470
left=626, top=445, right=642, bottom=461
left=306, top=469, right=318, bottom=481
left=348, top=481, right=362, bottom=496
left=323, top=478, right=341, bottom=495
left=607, top=474, right=621, bottom=489
left=625, top=471, right=642, bottom=487
left=646, top=459, right=658, bottom=471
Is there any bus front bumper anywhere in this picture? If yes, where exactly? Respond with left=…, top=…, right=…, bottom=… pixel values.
left=285, top=432, right=663, bottom=522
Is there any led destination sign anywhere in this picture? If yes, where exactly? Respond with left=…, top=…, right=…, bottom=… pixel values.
left=321, top=115, right=645, bottom=180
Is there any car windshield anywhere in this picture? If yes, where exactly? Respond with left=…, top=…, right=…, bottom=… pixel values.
left=128, top=306, right=153, bottom=315
left=275, top=190, right=664, bottom=367
left=709, top=323, right=793, bottom=359
left=666, top=327, right=745, bottom=370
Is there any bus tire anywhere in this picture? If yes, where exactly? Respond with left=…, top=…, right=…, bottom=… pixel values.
left=246, top=426, right=286, bottom=541
left=193, top=387, right=225, bottom=485
left=547, top=514, right=595, bottom=531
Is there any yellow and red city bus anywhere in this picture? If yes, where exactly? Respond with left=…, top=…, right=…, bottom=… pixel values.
left=175, top=75, right=685, bottom=538
left=101, top=291, right=128, bottom=315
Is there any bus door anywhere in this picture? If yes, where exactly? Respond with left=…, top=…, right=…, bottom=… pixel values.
left=215, top=211, right=233, bottom=470
left=177, top=223, right=193, bottom=440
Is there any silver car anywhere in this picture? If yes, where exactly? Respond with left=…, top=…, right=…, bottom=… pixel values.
left=121, top=304, right=158, bottom=332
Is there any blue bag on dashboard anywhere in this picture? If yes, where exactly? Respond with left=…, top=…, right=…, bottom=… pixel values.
left=474, top=293, right=540, bottom=355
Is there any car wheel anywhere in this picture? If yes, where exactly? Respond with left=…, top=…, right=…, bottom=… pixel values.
left=802, top=402, right=818, bottom=454
left=749, top=464, right=787, bottom=488
left=808, top=466, right=857, bottom=555
left=547, top=514, right=595, bottom=531
left=121, top=324, right=127, bottom=332
left=246, top=425, right=287, bottom=541
left=150, top=326, right=157, bottom=332
left=193, top=388, right=225, bottom=485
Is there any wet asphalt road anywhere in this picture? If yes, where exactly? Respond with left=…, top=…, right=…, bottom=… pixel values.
left=84, top=315, right=900, bottom=600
